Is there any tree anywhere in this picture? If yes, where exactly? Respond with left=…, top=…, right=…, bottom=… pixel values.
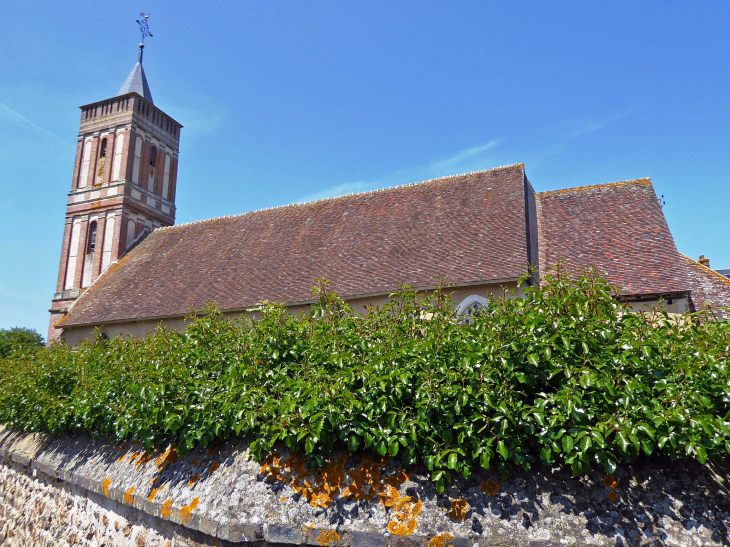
left=0, top=328, right=44, bottom=358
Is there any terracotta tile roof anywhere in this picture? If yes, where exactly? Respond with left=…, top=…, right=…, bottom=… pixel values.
left=681, top=254, right=730, bottom=319
left=61, top=164, right=531, bottom=327
left=535, top=179, right=690, bottom=296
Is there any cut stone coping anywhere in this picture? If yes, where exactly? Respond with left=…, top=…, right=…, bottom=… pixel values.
left=1, top=425, right=728, bottom=546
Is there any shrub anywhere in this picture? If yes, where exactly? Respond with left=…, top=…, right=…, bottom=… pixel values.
left=0, top=271, right=728, bottom=492
left=0, top=327, right=44, bottom=358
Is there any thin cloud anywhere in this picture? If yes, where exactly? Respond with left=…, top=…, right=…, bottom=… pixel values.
left=530, top=108, right=639, bottom=162
left=296, top=181, right=370, bottom=203
left=0, top=102, right=72, bottom=146
left=295, top=139, right=505, bottom=203
left=430, top=139, right=503, bottom=170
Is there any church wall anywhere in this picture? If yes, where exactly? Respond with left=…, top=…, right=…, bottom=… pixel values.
left=58, top=281, right=522, bottom=345
left=627, top=296, right=689, bottom=315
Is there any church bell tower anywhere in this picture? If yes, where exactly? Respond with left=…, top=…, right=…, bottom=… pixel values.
left=48, top=33, right=182, bottom=343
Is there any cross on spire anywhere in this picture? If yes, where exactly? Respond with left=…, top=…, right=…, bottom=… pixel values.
left=135, top=13, right=153, bottom=63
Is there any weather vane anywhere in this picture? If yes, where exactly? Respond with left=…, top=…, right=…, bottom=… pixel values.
left=136, top=13, right=153, bottom=44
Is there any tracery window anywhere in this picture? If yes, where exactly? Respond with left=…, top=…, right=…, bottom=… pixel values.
left=456, top=295, right=489, bottom=323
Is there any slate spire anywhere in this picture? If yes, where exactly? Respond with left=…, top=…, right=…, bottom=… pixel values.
left=118, top=43, right=153, bottom=104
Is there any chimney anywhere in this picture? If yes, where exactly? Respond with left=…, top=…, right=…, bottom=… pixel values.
left=699, top=255, right=710, bottom=268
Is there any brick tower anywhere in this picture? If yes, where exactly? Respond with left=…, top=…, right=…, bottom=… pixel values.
left=48, top=43, right=182, bottom=343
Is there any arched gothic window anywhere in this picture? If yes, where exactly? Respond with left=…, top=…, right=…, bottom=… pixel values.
left=456, top=295, right=489, bottom=323
left=86, top=222, right=97, bottom=254
left=81, top=221, right=97, bottom=288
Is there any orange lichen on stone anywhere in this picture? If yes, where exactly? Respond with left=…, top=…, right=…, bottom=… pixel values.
left=387, top=496, right=422, bottom=536
left=128, top=452, right=140, bottom=465
left=379, top=484, right=400, bottom=507
left=480, top=478, right=499, bottom=496
left=191, top=458, right=199, bottom=466
left=180, top=497, right=200, bottom=525
left=188, top=474, right=200, bottom=486
left=209, top=462, right=220, bottom=475
left=608, top=489, right=619, bottom=502
left=148, top=487, right=160, bottom=502
left=280, top=497, right=287, bottom=502
left=161, top=499, right=173, bottom=519
left=303, top=524, right=314, bottom=533
left=317, top=529, right=341, bottom=546
left=447, top=499, right=468, bottom=521
left=261, top=452, right=349, bottom=509
left=259, top=451, right=407, bottom=510
left=155, top=444, right=178, bottom=471
left=208, top=446, right=219, bottom=456
left=123, top=486, right=135, bottom=505
left=603, top=474, right=618, bottom=488
left=101, top=478, right=112, bottom=497
left=135, top=451, right=155, bottom=467
left=151, top=476, right=159, bottom=486
left=116, top=454, right=126, bottom=463
left=342, top=455, right=388, bottom=502
left=428, top=533, right=454, bottom=547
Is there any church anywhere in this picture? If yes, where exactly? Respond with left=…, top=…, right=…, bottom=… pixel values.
left=48, top=48, right=730, bottom=345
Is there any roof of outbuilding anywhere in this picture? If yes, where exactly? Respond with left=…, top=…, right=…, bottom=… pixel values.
left=60, top=164, right=531, bottom=327
left=535, top=179, right=690, bottom=296
left=118, top=62, right=153, bottom=104
left=681, top=254, right=730, bottom=319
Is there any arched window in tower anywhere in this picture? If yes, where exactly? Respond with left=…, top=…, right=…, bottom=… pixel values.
left=86, top=222, right=97, bottom=254
left=96, top=138, right=107, bottom=184
left=81, top=221, right=97, bottom=288
left=148, top=146, right=157, bottom=191
left=132, top=136, right=142, bottom=184
left=112, top=133, right=125, bottom=181
left=78, top=140, right=92, bottom=188
left=162, top=154, right=171, bottom=199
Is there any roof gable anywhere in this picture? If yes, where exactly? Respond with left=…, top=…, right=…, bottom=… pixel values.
left=536, top=179, right=690, bottom=296
left=681, top=254, right=730, bottom=319
left=61, top=165, right=530, bottom=327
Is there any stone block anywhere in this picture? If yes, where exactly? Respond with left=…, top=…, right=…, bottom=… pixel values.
left=227, top=523, right=264, bottom=543
left=350, top=531, right=387, bottom=547
left=10, top=452, right=31, bottom=467
left=266, top=524, right=303, bottom=544
left=198, top=514, right=218, bottom=537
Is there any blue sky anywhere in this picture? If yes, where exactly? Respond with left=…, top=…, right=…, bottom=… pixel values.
left=1, top=1, right=728, bottom=337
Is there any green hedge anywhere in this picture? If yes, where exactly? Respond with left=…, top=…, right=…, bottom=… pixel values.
left=1, top=270, right=728, bottom=492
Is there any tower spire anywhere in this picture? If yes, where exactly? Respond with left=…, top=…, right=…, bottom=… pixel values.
left=118, top=14, right=154, bottom=103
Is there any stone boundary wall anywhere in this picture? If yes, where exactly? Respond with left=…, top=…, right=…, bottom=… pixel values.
left=0, top=426, right=728, bottom=547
